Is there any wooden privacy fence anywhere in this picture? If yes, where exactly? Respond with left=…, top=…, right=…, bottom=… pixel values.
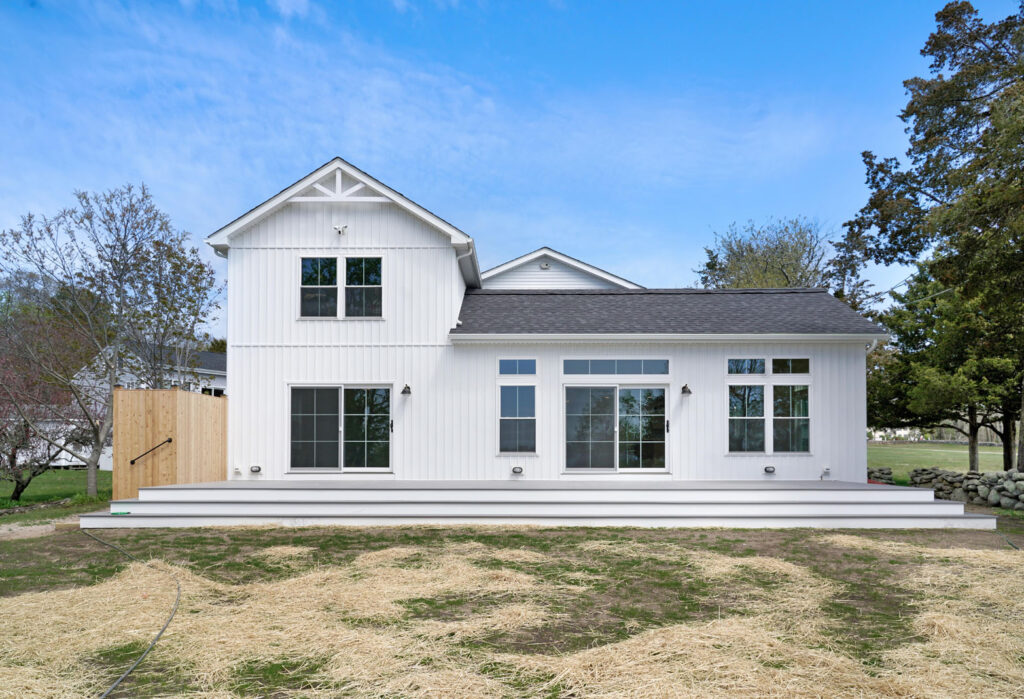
left=113, top=388, right=227, bottom=500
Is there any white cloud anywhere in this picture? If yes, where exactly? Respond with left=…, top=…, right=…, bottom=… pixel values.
left=269, top=0, right=310, bottom=19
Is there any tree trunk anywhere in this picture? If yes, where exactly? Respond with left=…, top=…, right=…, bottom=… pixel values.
left=968, top=405, right=980, bottom=473
left=1002, top=413, right=1016, bottom=472
left=10, top=478, right=29, bottom=501
left=1017, top=386, right=1024, bottom=472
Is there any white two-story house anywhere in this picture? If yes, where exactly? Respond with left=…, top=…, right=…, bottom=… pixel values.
left=82, top=158, right=992, bottom=528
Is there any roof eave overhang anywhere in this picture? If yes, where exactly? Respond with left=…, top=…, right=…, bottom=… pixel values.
left=449, top=332, right=890, bottom=344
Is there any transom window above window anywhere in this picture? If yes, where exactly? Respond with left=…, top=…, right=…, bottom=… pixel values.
left=345, top=257, right=383, bottom=317
left=563, top=359, right=669, bottom=375
left=772, top=358, right=810, bottom=374
left=727, top=359, right=765, bottom=374
left=300, top=257, right=338, bottom=317
left=499, top=359, right=536, bottom=375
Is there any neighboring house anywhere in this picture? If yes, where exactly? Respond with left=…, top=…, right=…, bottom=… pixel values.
left=54, top=348, right=227, bottom=471
left=81, top=157, right=992, bottom=528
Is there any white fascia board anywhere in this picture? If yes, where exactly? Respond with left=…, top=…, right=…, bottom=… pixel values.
left=205, top=159, right=477, bottom=283
left=449, top=332, right=891, bottom=344
left=481, top=247, right=642, bottom=289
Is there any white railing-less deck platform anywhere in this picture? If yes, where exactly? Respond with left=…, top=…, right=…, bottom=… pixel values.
left=80, top=480, right=995, bottom=529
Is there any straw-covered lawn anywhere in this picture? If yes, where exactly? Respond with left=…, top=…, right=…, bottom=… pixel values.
left=1, top=522, right=1023, bottom=697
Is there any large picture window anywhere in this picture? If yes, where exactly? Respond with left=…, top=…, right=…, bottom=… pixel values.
left=728, top=385, right=765, bottom=452
left=290, top=388, right=339, bottom=468
left=345, top=257, right=382, bottom=317
left=773, top=385, right=809, bottom=452
left=343, top=388, right=390, bottom=468
left=300, top=258, right=338, bottom=317
left=499, top=385, right=536, bottom=453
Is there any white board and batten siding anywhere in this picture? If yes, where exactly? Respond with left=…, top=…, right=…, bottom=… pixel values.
left=482, top=254, right=624, bottom=289
left=226, top=199, right=869, bottom=484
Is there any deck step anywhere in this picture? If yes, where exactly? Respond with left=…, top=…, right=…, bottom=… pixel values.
left=79, top=512, right=996, bottom=529
left=82, top=480, right=995, bottom=530
left=108, top=499, right=967, bottom=517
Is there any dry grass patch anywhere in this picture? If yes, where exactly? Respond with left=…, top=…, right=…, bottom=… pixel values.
left=1, top=529, right=1021, bottom=697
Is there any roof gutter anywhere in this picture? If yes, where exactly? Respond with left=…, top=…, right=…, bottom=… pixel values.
left=449, top=332, right=891, bottom=344
left=455, top=240, right=481, bottom=289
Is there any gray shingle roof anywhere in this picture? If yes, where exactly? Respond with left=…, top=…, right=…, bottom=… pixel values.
left=195, top=350, right=226, bottom=373
left=451, top=288, right=885, bottom=336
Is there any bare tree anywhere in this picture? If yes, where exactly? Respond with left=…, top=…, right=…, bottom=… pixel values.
left=696, top=218, right=832, bottom=290
left=0, top=184, right=219, bottom=496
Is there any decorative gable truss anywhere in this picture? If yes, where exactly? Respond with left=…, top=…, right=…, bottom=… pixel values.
left=289, top=169, right=391, bottom=204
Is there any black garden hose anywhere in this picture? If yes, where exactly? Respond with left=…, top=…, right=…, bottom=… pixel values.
left=81, top=529, right=181, bottom=698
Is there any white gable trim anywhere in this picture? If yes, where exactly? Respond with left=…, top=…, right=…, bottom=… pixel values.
left=481, top=248, right=642, bottom=289
left=205, top=157, right=480, bottom=286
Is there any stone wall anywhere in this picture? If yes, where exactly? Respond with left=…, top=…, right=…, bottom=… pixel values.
left=908, top=468, right=1024, bottom=511
left=867, top=467, right=895, bottom=485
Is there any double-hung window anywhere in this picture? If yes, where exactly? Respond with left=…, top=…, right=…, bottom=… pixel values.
left=300, top=258, right=338, bottom=317
left=499, top=386, right=536, bottom=453
left=345, top=257, right=382, bottom=317
left=773, top=385, right=809, bottom=452
left=300, top=257, right=381, bottom=318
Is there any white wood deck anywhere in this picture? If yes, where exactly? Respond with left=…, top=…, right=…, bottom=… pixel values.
left=80, top=480, right=995, bottom=529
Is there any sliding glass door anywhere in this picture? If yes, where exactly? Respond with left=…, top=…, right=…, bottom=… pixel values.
left=290, top=386, right=390, bottom=471
left=565, top=386, right=666, bottom=470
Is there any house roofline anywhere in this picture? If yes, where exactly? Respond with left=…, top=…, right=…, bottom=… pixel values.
left=481, top=247, right=642, bottom=289
left=205, top=157, right=481, bottom=287
left=449, top=332, right=890, bottom=344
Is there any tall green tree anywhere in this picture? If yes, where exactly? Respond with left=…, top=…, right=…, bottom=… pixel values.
left=875, top=266, right=1018, bottom=471
left=840, top=2, right=1024, bottom=469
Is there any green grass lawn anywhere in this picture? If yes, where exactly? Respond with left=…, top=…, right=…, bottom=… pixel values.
left=0, top=469, right=112, bottom=525
left=868, top=441, right=1003, bottom=484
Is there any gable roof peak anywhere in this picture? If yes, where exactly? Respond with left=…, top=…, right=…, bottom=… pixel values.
left=481, top=247, right=642, bottom=289
left=205, top=156, right=480, bottom=287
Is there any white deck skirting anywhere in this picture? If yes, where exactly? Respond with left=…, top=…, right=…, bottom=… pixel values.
left=80, top=480, right=995, bottom=529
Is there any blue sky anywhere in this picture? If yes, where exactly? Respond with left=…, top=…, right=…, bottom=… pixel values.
left=1, top=0, right=1018, bottom=333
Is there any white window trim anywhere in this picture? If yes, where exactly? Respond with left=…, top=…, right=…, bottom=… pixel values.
left=286, top=381, right=395, bottom=473
left=496, top=383, right=538, bottom=456
left=724, top=356, right=812, bottom=456
left=560, top=355, right=671, bottom=382
left=560, top=382, right=670, bottom=473
left=496, top=357, right=538, bottom=377
left=295, top=253, right=387, bottom=321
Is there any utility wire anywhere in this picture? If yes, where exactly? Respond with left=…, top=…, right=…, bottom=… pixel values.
left=81, top=529, right=181, bottom=699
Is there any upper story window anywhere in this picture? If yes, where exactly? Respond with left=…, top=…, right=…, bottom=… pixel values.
left=345, top=257, right=383, bottom=317
left=772, top=358, right=810, bottom=374
left=300, top=258, right=338, bottom=317
left=563, top=359, right=669, bottom=375
left=499, top=359, right=536, bottom=375
left=728, top=359, right=765, bottom=374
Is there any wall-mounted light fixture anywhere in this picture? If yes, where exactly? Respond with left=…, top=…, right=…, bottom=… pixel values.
left=250, top=465, right=262, bottom=473
left=764, top=466, right=775, bottom=474
left=539, top=262, right=551, bottom=270
left=401, top=384, right=412, bottom=395
left=680, top=384, right=692, bottom=395
left=511, top=466, right=523, bottom=475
